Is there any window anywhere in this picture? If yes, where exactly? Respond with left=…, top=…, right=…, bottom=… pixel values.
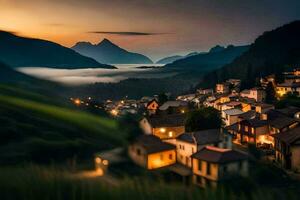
left=182, top=145, right=185, bottom=150
left=169, top=154, right=173, bottom=160
left=223, top=165, right=228, bottom=173
left=198, top=161, right=203, bottom=172
left=245, top=126, right=248, bottom=132
left=160, top=154, right=164, bottom=161
left=136, top=149, right=141, bottom=155
left=206, top=163, right=211, bottom=175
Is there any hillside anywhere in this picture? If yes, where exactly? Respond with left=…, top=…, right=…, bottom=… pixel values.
left=198, top=21, right=300, bottom=88
left=165, top=45, right=249, bottom=71
left=72, top=39, right=153, bottom=64
left=0, top=63, right=126, bottom=164
left=0, top=31, right=115, bottom=69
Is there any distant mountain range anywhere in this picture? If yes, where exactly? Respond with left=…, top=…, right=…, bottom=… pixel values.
left=72, top=39, right=153, bottom=64
left=156, top=52, right=199, bottom=64
left=0, top=31, right=114, bottom=69
left=198, top=20, right=300, bottom=89
left=164, top=45, right=249, bottom=71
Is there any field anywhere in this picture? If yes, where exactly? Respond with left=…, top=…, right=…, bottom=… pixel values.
left=0, top=85, right=127, bottom=164
left=0, top=165, right=298, bottom=200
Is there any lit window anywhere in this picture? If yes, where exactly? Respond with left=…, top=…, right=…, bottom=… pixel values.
left=160, top=128, right=166, bottom=133
left=168, top=131, right=173, bottom=137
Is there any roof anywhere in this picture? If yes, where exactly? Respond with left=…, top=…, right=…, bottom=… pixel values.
left=269, top=117, right=298, bottom=129
left=192, top=146, right=248, bottom=164
left=240, top=119, right=268, bottom=127
left=277, top=107, right=300, bottom=118
left=238, top=110, right=257, bottom=120
left=223, top=108, right=244, bottom=116
left=177, top=129, right=222, bottom=145
left=145, top=114, right=186, bottom=128
left=224, top=101, right=242, bottom=107
left=159, top=101, right=188, bottom=111
left=277, top=82, right=300, bottom=88
left=134, top=135, right=176, bottom=154
left=146, top=99, right=158, bottom=107
left=273, top=127, right=300, bottom=145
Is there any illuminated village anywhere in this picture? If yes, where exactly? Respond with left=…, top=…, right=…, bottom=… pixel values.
left=76, top=68, right=300, bottom=188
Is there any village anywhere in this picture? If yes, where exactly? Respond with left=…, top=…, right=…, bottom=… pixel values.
left=71, top=68, right=300, bottom=189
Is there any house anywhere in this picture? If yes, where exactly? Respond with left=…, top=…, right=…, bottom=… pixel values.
left=175, top=129, right=232, bottom=168
left=146, top=99, right=159, bottom=115
left=177, top=94, right=196, bottom=102
left=220, top=101, right=242, bottom=111
left=260, top=74, right=276, bottom=89
left=216, top=83, right=230, bottom=94
left=276, top=82, right=300, bottom=97
left=283, top=68, right=300, bottom=83
left=128, top=135, right=176, bottom=170
left=269, top=116, right=299, bottom=134
left=159, top=100, right=189, bottom=114
left=139, top=114, right=186, bottom=140
left=197, top=88, right=214, bottom=95
left=225, top=119, right=271, bottom=147
left=192, top=146, right=248, bottom=188
left=255, top=103, right=274, bottom=114
left=240, top=88, right=266, bottom=102
left=222, top=108, right=244, bottom=126
left=273, top=127, right=300, bottom=172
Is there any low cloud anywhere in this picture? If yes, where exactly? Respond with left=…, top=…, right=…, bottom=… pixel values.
left=87, top=31, right=169, bottom=36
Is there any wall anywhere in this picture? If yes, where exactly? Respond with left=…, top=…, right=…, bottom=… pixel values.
left=139, top=118, right=152, bottom=135
left=153, top=126, right=185, bottom=140
left=176, top=140, right=196, bottom=168
left=128, top=144, right=147, bottom=168
left=291, top=145, right=300, bottom=172
left=147, top=150, right=176, bottom=170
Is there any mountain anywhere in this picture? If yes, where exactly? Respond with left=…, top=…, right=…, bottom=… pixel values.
left=0, top=31, right=114, bottom=69
left=72, top=39, right=153, bottom=64
left=198, top=20, right=300, bottom=88
left=156, top=52, right=199, bottom=64
left=209, top=45, right=226, bottom=53
left=156, top=55, right=183, bottom=64
left=165, top=45, right=249, bottom=71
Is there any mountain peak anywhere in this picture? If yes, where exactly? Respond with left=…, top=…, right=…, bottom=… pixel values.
left=98, top=38, right=117, bottom=47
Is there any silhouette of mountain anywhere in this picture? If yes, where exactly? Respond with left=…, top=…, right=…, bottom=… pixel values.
left=198, top=20, right=300, bottom=88
left=72, top=38, right=153, bottom=64
left=165, top=45, right=249, bottom=71
left=209, top=45, right=226, bottom=53
left=156, top=52, right=199, bottom=64
left=0, top=31, right=114, bottom=69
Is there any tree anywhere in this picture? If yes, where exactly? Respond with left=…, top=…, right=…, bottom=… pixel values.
left=158, top=93, right=168, bottom=105
left=185, top=107, right=222, bottom=132
left=265, top=82, right=276, bottom=103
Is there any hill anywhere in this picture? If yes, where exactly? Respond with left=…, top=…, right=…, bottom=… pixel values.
left=0, top=31, right=115, bottom=69
left=165, top=45, right=249, bottom=72
left=156, top=52, right=199, bottom=64
left=72, top=39, right=153, bottom=64
left=198, top=21, right=300, bottom=88
left=0, top=63, right=126, bottom=164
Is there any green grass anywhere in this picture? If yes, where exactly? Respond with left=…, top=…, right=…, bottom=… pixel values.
left=0, top=165, right=298, bottom=200
left=0, top=94, right=124, bottom=144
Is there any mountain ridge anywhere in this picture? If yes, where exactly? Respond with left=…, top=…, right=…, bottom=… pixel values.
left=72, top=38, right=153, bottom=64
left=0, top=31, right=115, bottom=69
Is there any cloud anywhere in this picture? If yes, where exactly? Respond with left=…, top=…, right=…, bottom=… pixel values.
left=87, top=31, right=169, bottom=36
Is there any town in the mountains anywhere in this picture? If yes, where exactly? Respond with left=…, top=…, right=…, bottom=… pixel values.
left=71, top=67, right=300, bottom=188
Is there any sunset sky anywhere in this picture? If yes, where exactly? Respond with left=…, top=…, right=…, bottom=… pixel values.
left=1, top=0, right=300, bottom=60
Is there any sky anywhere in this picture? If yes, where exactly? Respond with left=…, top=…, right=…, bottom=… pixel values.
left=1, top=0, right=300, bottom=61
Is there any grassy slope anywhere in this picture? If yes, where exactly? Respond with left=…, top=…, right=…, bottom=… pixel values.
left=0, top=85, right=126, bottom=164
